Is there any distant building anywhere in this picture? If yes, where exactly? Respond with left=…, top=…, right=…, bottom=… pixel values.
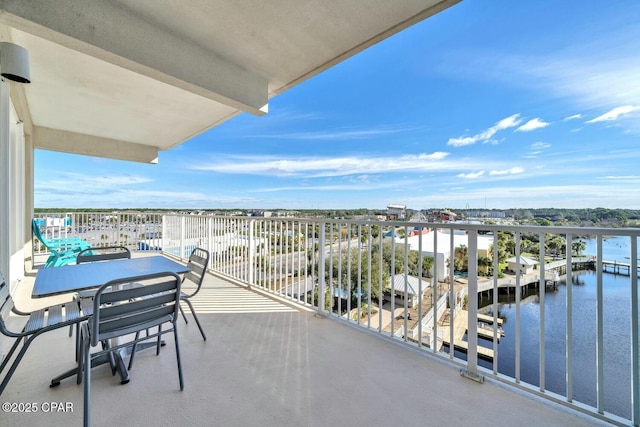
left=506, top=256, right=539, bottom=274
left=430, top=209, right=457, bottom=222
left=409, top=226, right=430, bottom=236
left=397, top=230, right=494, bottom=281
left=387, top=274, right=431, bottom=308
left=387, top=204, right=406, bottom=220
left=467, top=211, right=506, bottom=219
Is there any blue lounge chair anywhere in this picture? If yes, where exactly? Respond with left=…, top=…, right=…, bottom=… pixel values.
left=32, top=219, right=92, bottom=267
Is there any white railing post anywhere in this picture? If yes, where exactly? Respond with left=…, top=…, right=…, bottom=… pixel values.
left=631, top=236, right=639, bottom=424
left=596, top=234, right=604, bottom=414
left=317, top=222, right=326, bottom=316
left=539, top=232, right=546, bottom=391
left=450, top=228, right=456, bottom=360
left=161, top=214, right=167, bottom=255
left=180, top=216, right=186, bottom=261
left=515, top=232, right=521, bottom=383
left=566, top=234, right=573, bottom=403
left=432, top=226, right=438, bottom=350
left=462, top=229, right=483, bottom=382
left=248, top=219, right=255, bottom=287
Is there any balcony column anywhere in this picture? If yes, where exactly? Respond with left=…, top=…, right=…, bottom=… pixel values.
left=0, top=79, right=10, bottom=284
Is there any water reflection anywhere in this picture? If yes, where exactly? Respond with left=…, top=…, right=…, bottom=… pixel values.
left=477, top=270, right=633, bottom=418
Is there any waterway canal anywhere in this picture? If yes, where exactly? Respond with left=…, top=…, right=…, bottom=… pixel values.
left=474, top=236, right=637, bottom=419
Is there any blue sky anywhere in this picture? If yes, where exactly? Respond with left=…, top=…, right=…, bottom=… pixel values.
left=35, top=0, right=640, bottom=210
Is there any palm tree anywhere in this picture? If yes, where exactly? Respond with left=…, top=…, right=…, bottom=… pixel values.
left=478, top=256, right=491, bottom=275
left=572, top=240, right=587, bottom=256
left=454, top=244, right=468, bottom=272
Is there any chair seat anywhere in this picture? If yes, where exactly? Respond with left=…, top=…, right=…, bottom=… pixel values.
left=24, top=302, right=82, bottom=332
left=1, top=272, right=89, bottom=395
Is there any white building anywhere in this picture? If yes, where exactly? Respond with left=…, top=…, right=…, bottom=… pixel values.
left=387, top=204, right=406, bottom=220
left=396, top=230, right=494, bottom=281
left=389, top=274, right=431, bottom=308
left=506, top=256, right=539, bottom=274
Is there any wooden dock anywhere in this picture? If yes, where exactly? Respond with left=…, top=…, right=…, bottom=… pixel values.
left=602, top=260, right=640, bottom=277
left=440, top=310, right=495, bottom=360
left=477, top=312, right=503, bottom=325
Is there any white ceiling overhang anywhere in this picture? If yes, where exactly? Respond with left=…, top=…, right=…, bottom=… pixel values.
left=0, top=0, right=459, bottom=163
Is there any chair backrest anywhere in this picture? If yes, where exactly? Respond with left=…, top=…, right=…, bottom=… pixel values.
left=31, top=219, right=48, bottom=246
left=77, top=246, right=131, bottom=264
left=183, top=248, right=209, bottom=295
left=90, top=272, right=182, bottom=346
left=31, top=219, right=71, bottom=252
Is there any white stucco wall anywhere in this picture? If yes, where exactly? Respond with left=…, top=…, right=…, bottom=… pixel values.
left=0, top=82, right=26, bottom=294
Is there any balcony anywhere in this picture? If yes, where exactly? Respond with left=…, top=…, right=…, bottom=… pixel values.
left=7, top=212, right=639, bottom=426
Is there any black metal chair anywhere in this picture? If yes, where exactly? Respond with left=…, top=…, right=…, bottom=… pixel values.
left=179, top=248, right=210, bottom=341
left=0, top=272, right=87, bottom=394
left=79, top=271, right=184, bottom=427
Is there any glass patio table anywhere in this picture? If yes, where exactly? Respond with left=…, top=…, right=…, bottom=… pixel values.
left=32, top=255, right=190, bottom=386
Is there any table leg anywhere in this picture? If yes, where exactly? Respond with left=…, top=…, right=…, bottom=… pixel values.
left=49, top=340, right=164, bottom=387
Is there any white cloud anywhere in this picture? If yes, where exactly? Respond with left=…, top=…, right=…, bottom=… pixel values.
left=447, top=114, right=522, bottom=147
left=457, top=171, right=485, bottom=179
left=404, top=183, right=640, bottom=209
left=563, top=114, right=582, bottom=121
left=192, top=151, right=467, bottom=178
left=439, top=33, right=640, bottom=130
left=251, top=178, right=417, bottom=193
left=489, top=167, right=524, bottom=176
left=250, top=124, right=425, bottom=140
left=447, top=136, right=478, bottom=147
left=531, top=142, right=551, bottom=150
left=516, top=118, right=549, bottom=132
left=596, top=175, right=640, bottom=180
left=586, top=105, right=640, bottom=123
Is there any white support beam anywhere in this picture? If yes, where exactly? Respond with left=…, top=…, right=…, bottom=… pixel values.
left=0, top=0, right=269, bottom=115
left=33, top=126, right=159, bottom=164
left=0, top=79, right=10, bottom=284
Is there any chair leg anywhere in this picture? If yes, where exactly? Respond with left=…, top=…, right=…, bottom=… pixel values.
left=183, top=298, right=207, bottom=341
left=156, top=325, right=162, bottom=355
left=128, top=331, right=141, bottom=371
left=77, top=330, right=85, bottom=385
left=83, top=328, right=91, bottom=427
left=0, top=335, right=23, bottom=374
left=0, top=336, right=26, bottom=394
left=179, top=304, right=188, bottom=324
left=75, top=323, right=81, bottom=361
left=173, top=326, right=184, bottom=391
left=101, top=340, right=117, bottom=376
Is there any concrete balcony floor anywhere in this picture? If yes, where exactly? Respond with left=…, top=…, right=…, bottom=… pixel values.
left=3, top=257, right=609, bottom=426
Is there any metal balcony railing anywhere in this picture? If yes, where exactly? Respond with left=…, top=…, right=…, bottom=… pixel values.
left=32, top=212, right=640, bottom=426
left=32, top=212, right=164, bottom=256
